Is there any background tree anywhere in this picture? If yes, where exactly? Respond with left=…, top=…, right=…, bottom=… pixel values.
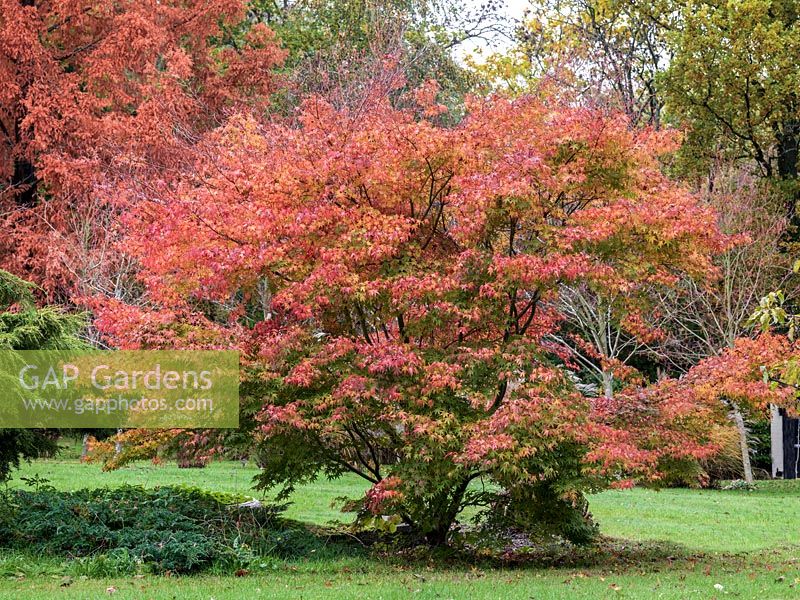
left=472, top=0, right=666, bottom=126
left=651, top=166, right=792, bottom=482
left=549, top=285, right=657, bottom=400
left=254, top=0, right=506, bottom=117
left=660, top=0, right=800, bottom=223
left=655, top=167, right=791, bottom=370
left=0, top=0, right=285, bottom=300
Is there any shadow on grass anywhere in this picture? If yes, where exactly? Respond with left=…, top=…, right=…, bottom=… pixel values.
left=2, top=525, right=787, bottom=582
left=311, top=524, right=715, bottom=574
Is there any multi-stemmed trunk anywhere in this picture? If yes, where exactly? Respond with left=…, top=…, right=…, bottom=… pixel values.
left=420, top=477, right=472, bottom=546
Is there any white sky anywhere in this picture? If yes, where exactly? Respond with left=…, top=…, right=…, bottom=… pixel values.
left=496, top=0, right=531, bottom=22
left=458, top=0, right=531, bottom=60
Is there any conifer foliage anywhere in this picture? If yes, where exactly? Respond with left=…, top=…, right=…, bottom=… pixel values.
left=0, top=269, right=85, bottom=481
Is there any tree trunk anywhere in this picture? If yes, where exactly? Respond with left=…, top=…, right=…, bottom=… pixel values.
left=114, top=428, right=123, bottom=455
left=776, top=121, right=799, bottom=181
left=423, top=477, right=471, bottom=546
left=81, top=433, right=89, bottom=459
left=425, top=526, right=450, bottom=547
left=732, top=403, right=754, bottom=484
left=601, top=370, right=614, bottom=399
left=776, top=119, right=800, bottom=236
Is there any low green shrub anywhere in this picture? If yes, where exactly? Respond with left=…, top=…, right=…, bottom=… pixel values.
left=0, top=485, right=287, bottom=574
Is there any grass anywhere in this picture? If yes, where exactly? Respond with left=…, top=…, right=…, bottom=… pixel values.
left=591, top=483, right=800, bottom=553
left=2, top=448, right=800, bottom=599
left=2, top=564, right=800, bottom=599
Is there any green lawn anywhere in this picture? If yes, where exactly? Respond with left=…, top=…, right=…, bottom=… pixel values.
left=2, top=565, right=799, bottom=599
left=2, top=453, right=800, bottom=599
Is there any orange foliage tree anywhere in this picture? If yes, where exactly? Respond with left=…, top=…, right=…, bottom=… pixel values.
left=93, top=81, right=728, bottom=543
left=0, top=0, right=284, bottom=300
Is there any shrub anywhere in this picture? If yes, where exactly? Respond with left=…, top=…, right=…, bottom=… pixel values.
left=0, top=486, right=285, bottom=574
left=656, top=425, right=745, bottom=488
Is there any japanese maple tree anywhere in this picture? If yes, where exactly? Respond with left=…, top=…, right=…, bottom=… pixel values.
left=96, top=81, right=727, bottom=544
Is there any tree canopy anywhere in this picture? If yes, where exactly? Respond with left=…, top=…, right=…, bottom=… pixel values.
left=88, top=79, right=729, bottom=542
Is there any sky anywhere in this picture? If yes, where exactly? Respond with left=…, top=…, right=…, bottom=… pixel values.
left=457, top=0, right=530, bottom=60
left=496, top=0, right=531, bottom=22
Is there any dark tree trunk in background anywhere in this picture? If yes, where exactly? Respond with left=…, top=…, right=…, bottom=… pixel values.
left=11, top=156, right=38, bottom=207
left=783, top=414, right=799, bottom=479
left=775, top=118, right=800, bottom=238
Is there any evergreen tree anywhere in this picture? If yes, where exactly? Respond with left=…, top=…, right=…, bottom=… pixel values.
left=0, top=270, right=85, bottom=482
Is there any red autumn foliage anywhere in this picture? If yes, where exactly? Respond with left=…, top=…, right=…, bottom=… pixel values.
left=655, top=333, right=798, bottom=419
left=0, top=0, right=284, bottom=299
left=92, top=78, right=729, bottom=541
